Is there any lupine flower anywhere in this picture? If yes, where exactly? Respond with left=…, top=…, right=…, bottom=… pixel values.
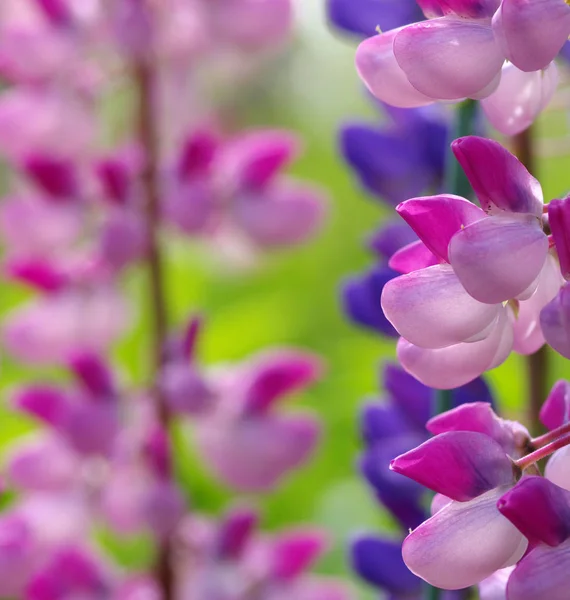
left=194, top=349, right=323, bottom=491
left=382, top=136, right=562, bottom=388
left=340, top=104, right=448, bottom=206
left=392, top=402, right=531, bottom=589
left=354, top=0, right=565, bottom=133
left=164, top=128, right=327, bottom=254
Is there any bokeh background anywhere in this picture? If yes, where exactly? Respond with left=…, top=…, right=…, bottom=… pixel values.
left=2, top=1, right=570, bottom=597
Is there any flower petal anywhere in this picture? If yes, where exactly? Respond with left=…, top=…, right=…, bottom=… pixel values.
left=540, top=380, right=570, bottom=431
left=403, top=487, right=528, bottom=589
left=507, top=539, right=570, bottom=600
left=492, top=0, right=570, bottom=72
left=350, top=535, right=421, bottom=594
left=391, top=431, right=514, bottom=501
left=417, top=0, right=500, bottom=18
left=478, top=567, right=514, bottom=600
left=548, top=196, right=570, bottom=280
left=388, top=240, right=439, bottom=274
left=545, top=446, right=570, bottom=493
left=540, top=284, right=570, bottom=360
left=397, top=308, right=513, bottom=389
left=513, top=255, right=563, bottom=355
left=427, top=402, right=529, bottom=455
left=481, top=62, right=559, bottom=136
left=355, top=29, right=436, bottom=108
left=394, top=18, right=504, bottom=100
left=451, top=136, right=544, bottom=217
left=382, top=264, right=501, bottom=349
left=449, top=215, right=548, bottom=304
left=498, top=476, right=570, bottom=546
left=396, top=194, right=486, bottom=262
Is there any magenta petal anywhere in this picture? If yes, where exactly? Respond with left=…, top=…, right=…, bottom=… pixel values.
left=381, top=265, right=500, bottom=349
left=427, top=402, right=529, bottom=455
left=397, top=307, right=513, bottom=389
left=540, top=380, right=570, bottom=431
left=513, top=255, right=563, bottom=355
left=498, top=476, right=570, bottom=546
left=271, top=530, right=328, bottom=580
left=403, top=487, right=528, bottom=589
left=355, top=30, right=436, bottom=108
left=394, top=18, right=504, bottom=100
left=507, top=540, right=570, bottom=600
left=449, top=216, right=548, bottom=304
left=540, top=284, right=570, bottom=360
left=396, top=194, right=486, bottom=262
left=492, top=0, right=570, bottom=72
left=481, top=63, right=559, bottom=136
left=548, top=197, right=570, bottom=280
left=390, top=431, right=514, bottom=501
left=416, top=0, right=500, bottom=18
left=388, top=240, right=439, bottom=274
left=451, top=136, right=544, bottom=217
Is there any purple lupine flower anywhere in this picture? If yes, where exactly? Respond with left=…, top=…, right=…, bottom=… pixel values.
left=382, top=136, right=562, bottom=388
left=194, top=349, right=323, bottom=491
left=340, top=104, right=449, bottom=206
left=327, top=0, right=424, bottom=38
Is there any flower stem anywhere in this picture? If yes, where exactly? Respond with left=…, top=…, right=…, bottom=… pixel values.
left=531, top=421, right=570, bottom=448
left=134, top=60, right=174, bottom=599
left=513, top=126, right=548, bottom=434
left=515, top=431, right=570, bottom=470
left=444, top=99, right=478, bottom=199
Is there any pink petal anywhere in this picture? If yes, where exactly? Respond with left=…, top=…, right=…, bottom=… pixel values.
left=355, top=29, right=435, bottom=108
left=270, top=530, right=328, bottom=580
left=397, top=308, right=513, bottom=389
left=403, top=486, right=528, bottom=589
left=540, top=380, right=570, bottom=431
left=388, top=240, right=439, bottom=274
left=233, top=182, right=326, bottom=248
left=394, top=18, right=504, bottom=100
left=513, top=255, right=563, bottom=355
left=548, top=197, right=570, bottom=280
left=478, top=567, right=513, bottom=600
left=451, top=136, right=544, bottom=217
left=545, top=447, right=570, bottom=492
left=449, top=215, right=548, bottom=304
left=498, top=476, right=570, bottom=546
left=492, top=0, right=570, bottom=72
left=540, top=283, right=570, bottom=359
left=382, top=264, right=501, bottom=348
left=390, top=431, right=514, bottom=501
left=427, top=402, right=529, bottom=456
left=481, top=62, right=559, bottom=136
left=396, top=194, right=486, bottom=262
left=507, top=539, right=570, bottom=600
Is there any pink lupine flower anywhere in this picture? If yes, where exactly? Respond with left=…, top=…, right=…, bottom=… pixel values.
left=478, top=567, right=513, bottom=600
left=3, top=284, right=131, bottom=364
left=382, top=136, right=555, bottom=388
left=194, top=349, right=323, bottom=491
left=392, top=425, right=528, bottom=589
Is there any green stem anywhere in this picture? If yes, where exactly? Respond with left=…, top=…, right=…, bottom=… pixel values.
left=424, top=99, right=478, bottom=600
left=444, top=99, right=478, bottom=199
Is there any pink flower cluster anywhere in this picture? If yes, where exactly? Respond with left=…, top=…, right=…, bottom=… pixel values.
left=355, top=0, right=567, bottom=134
left=382, top=135, right=569, bottom=388
left=390, top=382, right=570, bottom=599
left=0, top=1, right=349, bottom=598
